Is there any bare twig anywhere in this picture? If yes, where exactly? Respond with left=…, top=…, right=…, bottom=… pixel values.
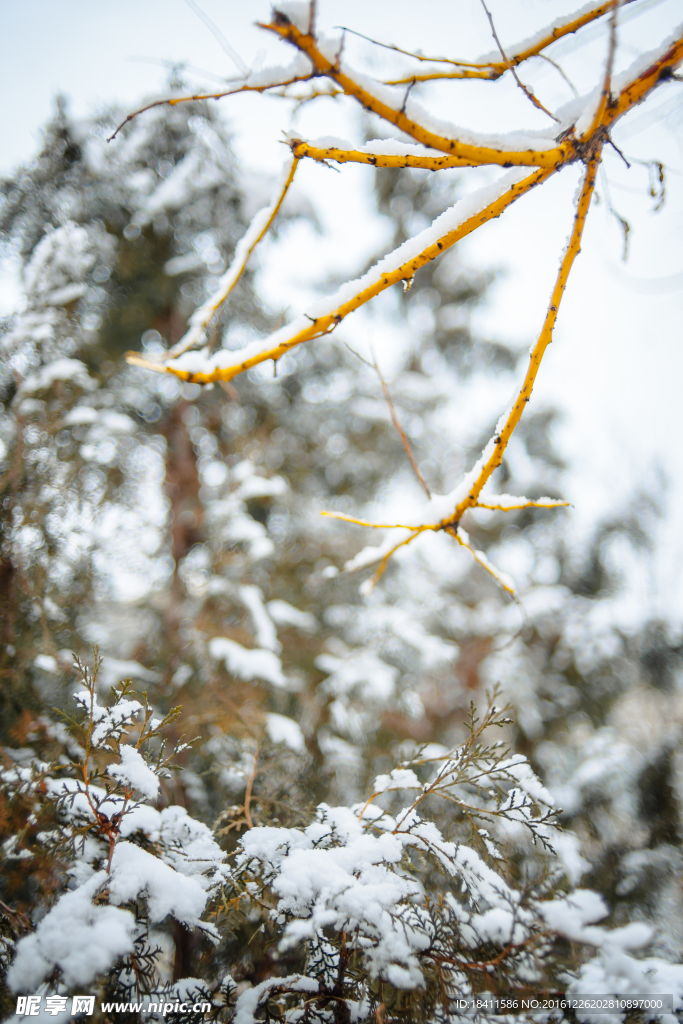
left=341, top=1, right=641, bottom=82
left=243, top=745, right=260, bottom=830
left=344, top=343, right=431, bottom=498
left=580, top=0, right=621, bottom=141
left=107, top=77, right=314, bottom=142
left=375, top=359, right=430, bottom=498
left=308, top=0, right=317, bottom=36
left=600, top=166, right=631, bottom=260
left=478, top=0, right=560, bottom=122
left=605, top=0, right=621, bottom=101
left=0, top=899, right=32, bottom=931
left=536, top=54, right=580, bottom=98
left=607, top=137, right=631, bottom=168
left=334, top=25, right=483, bottom=69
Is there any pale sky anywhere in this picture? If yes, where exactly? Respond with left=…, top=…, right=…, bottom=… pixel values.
left=2, top=0, right=682, bottom=614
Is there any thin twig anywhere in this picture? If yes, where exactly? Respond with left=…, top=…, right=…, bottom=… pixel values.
left=452, top=528, right=514, bottom=595
left=0, top=899, right=32, bottom=931
left=375, top=360, right=430, bottom=497
left=384, top=0, right=641, bottom=84
left=605, top=0, right=621, bottom=102
left=478, top=0, right=560, bottom=122
left=334, top=25, right=483, bottom=69
left=536, top=54, right=579, bottom=97
left=307, top=0, right=317, bottom=36
left=344, top=343, right=430, bottom=498
left=108, top=91, right=234, bottom=142
left=107, top=77, right=313, bottom=142
left=183, top=0, right=247, bottom=75
left=607, top=137, right=630, bottom=168
left=243, top=745, right=260, bottom=829
left=599, top=165, right=631, bottom=260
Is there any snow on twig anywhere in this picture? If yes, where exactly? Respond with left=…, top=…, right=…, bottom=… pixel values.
left=165, top=156, right=299, bottom=360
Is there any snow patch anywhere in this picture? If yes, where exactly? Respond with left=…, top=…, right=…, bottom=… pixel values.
left=208, top=636, right=286, bottom=687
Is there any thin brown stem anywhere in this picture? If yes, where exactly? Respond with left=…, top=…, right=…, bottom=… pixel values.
left=376, top=360, right=431, bottom=498
left=478, top=0, right=560, bottom=122
left=334, top=25, right=485, bottom=69
left=344, top=343, right=430, bottom=498
left=107, top=78, right=313, bottom=142
left=536, top=54, right=579, bottom=98
left=243, top=745, right=260, bottom=830
left=0, top=899, right=32, bottom=931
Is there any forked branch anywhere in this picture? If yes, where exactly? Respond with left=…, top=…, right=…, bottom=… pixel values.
left=120, top=2, right=683, bottom=593
left=261, top=17, right=571, bottom=168
left=126, top=167, right=552, bottom=382
left=383, top=0, right=640, bottom=83
left=322, top=159, right=597, bottom=589
left=442, top=156, right=599, bottom=527
left=170, top=156, right=298, bottom=360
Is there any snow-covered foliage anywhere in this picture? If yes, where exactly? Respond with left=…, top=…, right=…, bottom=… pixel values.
left=2, top=653, right=225, bottom=1004
left=1, top=2, right=683, bottom=1019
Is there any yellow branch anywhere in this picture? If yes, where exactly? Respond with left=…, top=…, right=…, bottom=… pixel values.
left=261, top=18, right=571, bottom=168
left=386, top=0, right=639, bottom=83
left=321, top=511, right=438, bottom=531
left=442, top=156, right=600, bottom=528
left=126, top=167, right=553, bottom=384
left=108, top=78, right=315, bottom=141
left=289, top=139, right=477, bottom=170
left=118, top=9, right=683, bottom=593
left=453, top=529, right=515, bottom=594
left=476, top=500, right=570, bottom=511
left=606, top=33, right=683, bottom=129
left=387, top=68, right=500, bottom=84
left=576, top=26, right=683, bottom=145
left=366, top=530, right=426, bottom=591
left=165, top=157, right=299, bottom=360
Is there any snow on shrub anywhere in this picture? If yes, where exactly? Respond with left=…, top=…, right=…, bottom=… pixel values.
left=4, top=653, right=226, bottom=996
